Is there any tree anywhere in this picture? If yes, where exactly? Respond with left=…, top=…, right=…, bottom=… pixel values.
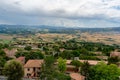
left=40, top=56, right=71, bottom=80
left=15, top=51, right=26, bottom=58
left=57, top=57, right=66, bottom=73
left=79, top=48, right=89, bottom=55
left=0, top=50, right=7, bottom=75
left=0, top=50, right=6, bottom=57
left=3, top=60, right=24, bottom=80
left=79, top=55, right=100, bottom=60
left=44, top=56, right=55, bottom=68
left=40, top=56, right=55, bottom=80
left=24, top=46, right=32, bottom=51
left=88, top=62, right=120, bottom=80
left=0, top=57, right=6, bottom=67
left=53, top=72, right=71, bottom=80
left=71, top=50, right=80, bottom=57
left=0, top=57, right=6, bottom=75
left=80, top=61, right=90, bottom=80
left=102, top=47, right=112, bottom=56
left=0, top=43, right=3, bottom=49
left=53, top=45, right=60, bottom=52
left=71, top=60, right=82, bottom=72
left=108, top=56, right=120, bottom=65
left=59, top=50, right=74, bottom=59
left=27, top=51, right=44, bottom=60
left=3, top=44, right=9, bottom=48
left=0, top=50, right=6, bottom=68
left=15, top=51, right=44, bottom=62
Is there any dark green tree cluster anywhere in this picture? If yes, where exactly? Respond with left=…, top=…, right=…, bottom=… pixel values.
left=24, top=45, right=32, bottom=51
left=88, top=62, right=120, bottom=80
left=0, top=43, right=10, bottom=49
left=60, top=41, right=116, bottom=55
left=0, top=43, right=14, bottom=75
left=108, top=56, right=120, bottom=65
left=3, top=60, right=24, bottom=80
left=15, top=50, right=44, bottom=62
left=80, top=61, right=90, bottom=80
left=71, top=60, right=82, bottom=72
left=40, top=56, right=55, bottom=80
left=0, top=50, right=11, bottom=75
left=59, top=50, right=74, bottom=59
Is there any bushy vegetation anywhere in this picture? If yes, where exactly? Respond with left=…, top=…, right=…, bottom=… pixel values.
left=3, top=60, right=24, bottom=80
left=40, top=56, right=71, bottom=80
left=15, top=50, right=44, bottom=62
left=88, top=62, right=120, bottom=80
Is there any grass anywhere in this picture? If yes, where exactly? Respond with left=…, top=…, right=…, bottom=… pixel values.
left=0, top=39, right=11, bottom=44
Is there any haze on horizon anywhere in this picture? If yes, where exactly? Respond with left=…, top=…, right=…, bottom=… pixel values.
left=0, top=0, right=120, bottom=28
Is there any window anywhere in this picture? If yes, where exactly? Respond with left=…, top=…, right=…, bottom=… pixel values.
left=28, top=68, right=30, bottom=71
left=27, top=73, right=31, bottom=76
left=33, top=67, right=35, bottom=71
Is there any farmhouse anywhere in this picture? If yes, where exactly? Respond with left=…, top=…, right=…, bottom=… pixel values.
left=110, top=51, right=120, bottom=58
left=24, top=60, right=43, bottom=78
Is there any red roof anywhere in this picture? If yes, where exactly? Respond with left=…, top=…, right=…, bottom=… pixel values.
left=16, top=56, right=25, bottom=61
left=110, top=52, right=120, bottom=57
left=70, top=73, right=85, bottom=80
left=66, top=60, right=108, bottom=65
left=24, top=60, right=43, bottom=68
left=16, top=56, right=25, bottom=65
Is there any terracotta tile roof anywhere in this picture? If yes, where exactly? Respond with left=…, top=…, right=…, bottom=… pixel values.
left=110, top=52, right=120, bottom=57
left=70, top=73, right=85, bottom=80
left=53, top=60, right=107, bottom=66
left=24, top=60, right=43, bottom=68
left=66, top=60, right=72, bottom=64
left=16, top=56, right=25, bottom=65
left=3, top=48, right=17, bottom=58
left=16, top=56, right=25, bottom=61
left=80, top=60, right=108, bottom=65
left=66, top=60, right=108, bottom=65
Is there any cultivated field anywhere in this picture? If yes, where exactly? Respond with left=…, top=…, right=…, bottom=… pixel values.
left=35, top=32, right=120, bottom=45
left=1, top=32, right=120, bottom=45
left=79, top=32, right=120, bottom=45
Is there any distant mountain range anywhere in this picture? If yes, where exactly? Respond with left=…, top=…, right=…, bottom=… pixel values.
left=0, top=24, right=120, bottom=34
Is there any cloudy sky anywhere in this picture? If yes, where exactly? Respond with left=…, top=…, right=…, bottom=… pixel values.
left=0, top=0, right=120, bottom=27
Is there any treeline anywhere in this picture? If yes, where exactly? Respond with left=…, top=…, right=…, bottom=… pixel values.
left=0, top=25, right=36, bottom=35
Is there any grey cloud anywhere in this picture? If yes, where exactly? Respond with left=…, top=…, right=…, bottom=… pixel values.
left=0, top=0, right=120, bottom=27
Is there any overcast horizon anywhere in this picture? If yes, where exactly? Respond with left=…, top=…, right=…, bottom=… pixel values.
left=0, top=0, right=120, bottom=28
